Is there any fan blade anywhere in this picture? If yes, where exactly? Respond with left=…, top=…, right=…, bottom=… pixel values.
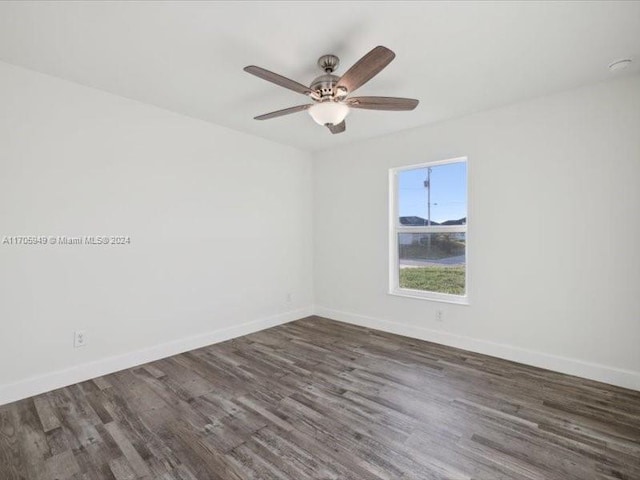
left=244, top=66, right=312, bottom=96
left=254, top=104, right=312, bottom=120
left=335, top=46, right=395, bottom=94
left=347, top=96, right=419, bottom=111
left=327, top=121, right=346, bottom=134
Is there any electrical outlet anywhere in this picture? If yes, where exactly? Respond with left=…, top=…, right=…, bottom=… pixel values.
left=74, top=330, right=87, bottom=348
left=286, top=293, right=293, bottom=303
left=435, top=309, right=444, bottom=322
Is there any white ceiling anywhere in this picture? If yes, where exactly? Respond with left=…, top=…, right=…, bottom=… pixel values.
left=0, top=1, right=638, bottom=152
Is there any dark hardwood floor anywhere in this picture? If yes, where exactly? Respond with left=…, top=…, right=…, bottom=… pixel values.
left=1, top=316, right=639, bottom=480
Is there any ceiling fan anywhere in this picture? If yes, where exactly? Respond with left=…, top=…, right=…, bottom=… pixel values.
left=244, top=46, right=419, bottom=134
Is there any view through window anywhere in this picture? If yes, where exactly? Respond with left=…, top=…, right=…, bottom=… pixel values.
left=390, top=158, right=467, bottom=301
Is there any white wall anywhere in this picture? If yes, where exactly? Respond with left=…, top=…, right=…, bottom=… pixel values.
left=313, top=75, right=640, bottom=390
left=0, top=61, right=313, bottom=404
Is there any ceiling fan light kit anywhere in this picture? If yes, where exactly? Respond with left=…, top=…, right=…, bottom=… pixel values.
left=308, top=102, right=350, bottom=126
left=244, top=46, right=419, bottom=134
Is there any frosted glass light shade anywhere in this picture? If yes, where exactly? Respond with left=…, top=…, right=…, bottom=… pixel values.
left=308, top=102, right=349, bottom=126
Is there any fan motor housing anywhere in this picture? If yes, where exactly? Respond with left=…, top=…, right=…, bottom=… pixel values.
left=310, top=73, right=340, bottom=98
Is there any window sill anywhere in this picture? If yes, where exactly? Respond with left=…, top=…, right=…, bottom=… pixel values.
left=388, top=288, right=470, bottom=305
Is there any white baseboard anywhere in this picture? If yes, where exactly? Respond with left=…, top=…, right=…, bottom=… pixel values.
left=313, top=306, right=640, bottom=392
left=0, top=307, right=312, bottom=406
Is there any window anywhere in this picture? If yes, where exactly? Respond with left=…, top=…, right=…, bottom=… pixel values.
left=389, top=157, right=468, bottom=303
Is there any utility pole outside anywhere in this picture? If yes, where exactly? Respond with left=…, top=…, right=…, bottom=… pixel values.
left=424, top=167, right=432, bottom=226
left=424, top=167, right=432, bottom=251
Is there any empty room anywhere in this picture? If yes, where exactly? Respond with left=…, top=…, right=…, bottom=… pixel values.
left=1, top=1, right=639, bottom=479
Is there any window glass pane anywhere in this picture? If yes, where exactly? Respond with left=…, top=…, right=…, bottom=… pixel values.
left=398, top=162, right=467, bottom=226
left=398, top=232, right=465, bottom=295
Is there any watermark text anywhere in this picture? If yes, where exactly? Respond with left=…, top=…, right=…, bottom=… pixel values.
left=1, top=235, right=132, bottom=246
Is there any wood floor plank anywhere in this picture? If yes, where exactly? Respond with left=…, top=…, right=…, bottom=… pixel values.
left=1, top=316, right=639, bottom=479
left=13, top=399, right=50, bottom=479
left=108, top=456, right=137, bottom=480
left=33, top=395, right=61, bottom=433
left=0, top=406, right=25, bottom=480
left=44, top=450, right=81, bottom=479
left=103, top=422, right=151, bottom=478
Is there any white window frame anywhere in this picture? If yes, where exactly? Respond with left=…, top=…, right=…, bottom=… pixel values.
left=388, top=156, right=469, bottom=305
